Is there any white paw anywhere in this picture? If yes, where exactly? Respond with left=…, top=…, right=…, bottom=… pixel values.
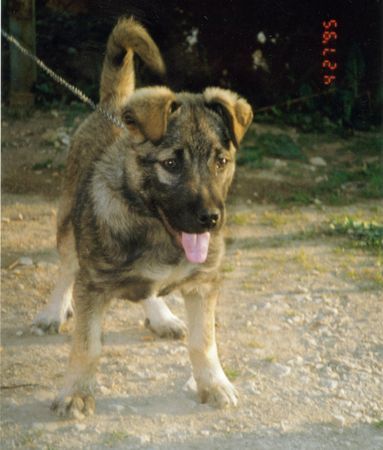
left=197, top=376, right=238, bottom=408
left=142, top=296, right=187, bottom=339
left=32, top=304, right=73, bottom=335
left=145, top=314, right=187, bottom=339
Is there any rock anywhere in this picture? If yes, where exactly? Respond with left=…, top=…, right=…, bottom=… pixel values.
left=310, top=156, right=327, bottom=167
left=75, top=423, right=87, bottom=431
left=18, top=257, right=33, bottom=266
left=31, top=326, right=45, bottom=336
left=270, top=363, right=291, bottom=377
left=332, top=414, right=345, bottom=427
left=201, top=430, right=210, bottom=437
left=110, top=404, right=125, bottom=413
left=321, top=379, right=338, bottom=390
left=183, top=375, right=197, bottom=393
left=139, top=435, right=151, bottom=444
left=15, top=330, right=23, bottom=337
left=99, top=385, right=111, bottom=395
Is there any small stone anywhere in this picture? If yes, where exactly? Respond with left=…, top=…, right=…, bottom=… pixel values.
left=99, top=385, right=111, bottom=395
left=18, top=256, right=33, bottom=266
left=139, top=435, right=150, bottom=444
left=201, top=430, right=210, bottom=437
left=110, top=404, right=125, bottom=413
left=75, top=423, right=87, bottom=431
left=310, top=156, right=327, bottom=167
left=183, top=375, right=197, bottom=393
left=321, top=379, right=338, bottom=390
left=332, top=414, right=345, bottom=427
left=271, top=363, right=291, bottom=377
left=31, top=326, right=45, bottom=336
left=16, top=330, right=23, bottom=337
left=36, top=261, right=50, bottom=269
left=296, top=285, right=309, bottom=293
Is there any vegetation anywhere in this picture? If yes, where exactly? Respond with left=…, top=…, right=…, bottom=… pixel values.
left=328, top=217, right=383, bottom=252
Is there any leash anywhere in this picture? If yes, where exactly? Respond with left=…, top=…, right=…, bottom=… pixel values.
left=1, top=28, right=126, bottom=129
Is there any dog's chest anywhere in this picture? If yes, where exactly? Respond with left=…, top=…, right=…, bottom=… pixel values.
left=139, top=258, right=196, bottom=294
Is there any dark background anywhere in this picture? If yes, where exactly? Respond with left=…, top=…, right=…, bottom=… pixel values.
left=2, top=0, right=382, bottom=130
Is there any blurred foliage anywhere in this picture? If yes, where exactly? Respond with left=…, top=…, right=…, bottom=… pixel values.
left=2, top=1, right=381, bottom=130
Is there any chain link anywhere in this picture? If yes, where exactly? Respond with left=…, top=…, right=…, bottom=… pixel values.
left=1, top=28, right=126, bottom=129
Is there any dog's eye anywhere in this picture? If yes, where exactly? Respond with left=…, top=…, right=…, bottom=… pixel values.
left=161, top=158, right=179, bottom=172
left=216, top=156, right=228, bottom=170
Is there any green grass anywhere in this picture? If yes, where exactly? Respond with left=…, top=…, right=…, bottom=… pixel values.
left=63, top=102, right=89, bottom=127
left=103, top=430, right=130, bottom=446
left=228, top=212, right=252, bottom=225
left=239, top=131, right=305, bottom=167
left=224, top=367, right=241, bottom=381
left=32, top=159, right=53, bottom=170
left=343, top=135, right=382, bottom=155
left=328, top=217, right=383, bottom=252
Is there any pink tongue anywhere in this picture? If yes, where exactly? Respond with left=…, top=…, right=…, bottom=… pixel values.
left=181, top=232, right=210, bottom=264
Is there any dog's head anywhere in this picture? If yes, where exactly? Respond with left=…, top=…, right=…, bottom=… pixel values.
left=120, top=86, right=253, bottom=263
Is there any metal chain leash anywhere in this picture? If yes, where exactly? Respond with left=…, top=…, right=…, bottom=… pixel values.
left=1, top=28, right=126, bottom=129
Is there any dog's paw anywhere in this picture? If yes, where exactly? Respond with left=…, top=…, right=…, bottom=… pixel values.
left=32, top=306, right=73, bottom=335
left=51, top=392, right=95, bottom=419
left=197, top=377, right=238, bottom=408
left=145, top=314, right=187, bottom=339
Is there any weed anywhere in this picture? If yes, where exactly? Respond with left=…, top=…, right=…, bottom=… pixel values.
left=224, top=367, right=241, bottom=381
left=256, top=133, right=305, bottom=160
left=32, top=159, right=53, bottom=170
left=263, top=355, right=277, bottom=363
left=343, top=135, right=382, bottom=155
left=328, top=217, right=383, bottom=251
left=103, top=430, right=130, bottom=446
left=261, top=211, right=288, bottom=228
left=229, top=212, right=252, bottom=226
left=239, top=132, right=305, bottom=167
left=222, top=263, right=236, bottom=273
left=63, top=102, right=89, bottom=127
left=248, top=340, right=265, bottom=349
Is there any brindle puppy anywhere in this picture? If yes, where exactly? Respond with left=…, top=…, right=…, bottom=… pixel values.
left=47, top=18, right=253, bottom=418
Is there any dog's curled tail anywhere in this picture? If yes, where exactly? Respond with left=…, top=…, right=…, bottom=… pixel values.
left=100, top=17, right=165, bottom=109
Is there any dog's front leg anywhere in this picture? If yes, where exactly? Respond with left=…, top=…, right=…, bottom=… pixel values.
left=51, top=275, right=108, bottom=419
left=183, top=285, right=238, bottom=408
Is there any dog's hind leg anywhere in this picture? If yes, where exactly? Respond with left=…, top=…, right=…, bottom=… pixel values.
left=182, top=284, right=238, bottom=408
left=32, top=224, right=78, bottom=334
left=142, top=295, right=187, bottom=339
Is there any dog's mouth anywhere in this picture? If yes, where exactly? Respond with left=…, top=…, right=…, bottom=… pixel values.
left=157, top=208, right=211, bottom=264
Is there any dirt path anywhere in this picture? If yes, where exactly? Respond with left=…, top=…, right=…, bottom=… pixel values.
left=1, top=111, right=383, bottom=449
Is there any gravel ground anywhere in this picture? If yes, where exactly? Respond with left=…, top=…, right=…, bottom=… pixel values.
left=2, top=111, right=382, bottom=449
left=1, top=193, right=382, bottom=449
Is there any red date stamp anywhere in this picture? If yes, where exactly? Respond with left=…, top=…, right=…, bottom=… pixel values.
left=322, top=19, right=338, bottom=85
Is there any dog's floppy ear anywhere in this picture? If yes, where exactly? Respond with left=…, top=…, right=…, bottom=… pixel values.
left=122, top=87, right=177, bottom=144
left=203, top=88, right=253, bottom=147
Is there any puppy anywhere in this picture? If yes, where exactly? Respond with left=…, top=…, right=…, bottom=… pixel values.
left=42, top=17, right=253, bottom=418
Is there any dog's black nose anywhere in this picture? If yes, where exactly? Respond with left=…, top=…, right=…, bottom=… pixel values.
left=197, top=209, right=220, bottom=229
